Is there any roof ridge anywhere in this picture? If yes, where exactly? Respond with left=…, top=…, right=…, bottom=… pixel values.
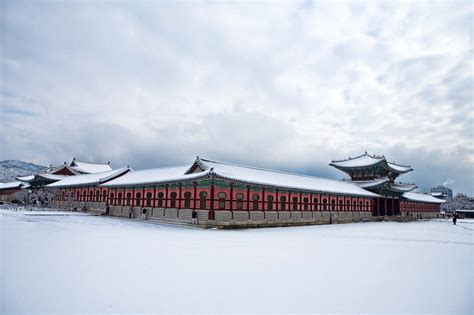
left=127, top=165, right=189, bottom=173
left=72, top=159, right=110, bottom=166
left=199, top=157, right=352, bottom=183
left=330, top=152, right=385, bottom=163
left=72, top=166, right=128, bottom=176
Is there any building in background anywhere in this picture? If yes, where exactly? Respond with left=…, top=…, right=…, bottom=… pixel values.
left=16, top=158, right=113, bottom=188
left=430, top=185, right=453, bottom=201
left=0, top=182, right=26, bottom=202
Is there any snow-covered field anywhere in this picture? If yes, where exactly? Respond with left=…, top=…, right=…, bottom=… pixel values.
left=1, top=209, right=472, bottom=314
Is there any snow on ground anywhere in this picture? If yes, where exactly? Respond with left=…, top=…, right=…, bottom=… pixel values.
left=1, top=209, right=472, bottom=314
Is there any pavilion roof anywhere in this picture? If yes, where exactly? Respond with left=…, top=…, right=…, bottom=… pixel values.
left=386, top=162, right=413, bottom=173
left=403, top=192, right=446, bottom=204
left=47, top=167, right=131, bottom=188
left=70, top=158, right=112, bottom=174
left=350, top=177, right=390, bottom=189
left=330, top=152, right=413, bottom=174
left=348, top=177, right=416, bottom=193
left=388, top=182, right=417, bottom=193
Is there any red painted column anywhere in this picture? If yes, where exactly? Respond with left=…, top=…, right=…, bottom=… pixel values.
left=230, top=183, right=234, bottom=220
left=193, top=182, right=197, bottom=210
left=276, top=189, right=279, bottom=219
left=392, top=196, right=395, bottom=215
left=299, top=192, right=303, bottom=211
left=178, top=184, right=182, bottom=210
left=210, top=183, right=215, bottom=220
left=210, top=184, right=214, bottom=211
left=247, top=186, right=250, bottom=211
left=288, top=190, right=293, bottom=211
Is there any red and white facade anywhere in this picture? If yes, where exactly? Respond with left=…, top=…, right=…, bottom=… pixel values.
left=45, top=155, right=444, bottom=227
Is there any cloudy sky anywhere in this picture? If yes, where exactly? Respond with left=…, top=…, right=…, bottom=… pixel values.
left=1, top=0, right=473, bottom=194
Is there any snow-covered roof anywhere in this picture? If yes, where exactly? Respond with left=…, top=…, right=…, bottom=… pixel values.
left=39, top=174, right=67, bottom=181
left=402, top=192, right=446, bottom=203
left=102, top=166, right=209, bottom=187
left=386, top=162, right=413, bottom=173
left=0, top=181, right=24, bottom=190
left=48, top=167, right=130, bottom=188
left=16, top=175, right=35, bottom=181
left=330, top=152, right=413, bottom=174
left=191, top=157, right=378, bottom=197
left=44, top=164, right=79, bottom=175
left=351, top=177, right=390, bottom=189
left=70, top=159, right=112, bottom=174
left=455, top=209, right=474, bottom=213
left=102, top=157, right=379, bottom=196
left=389, top=182, right=417, bottom=193
left=430, top=192, right=444, bottom=197
left=17, top=174, right=66, bottom=183
left=330, top=153, right=384, bottom=168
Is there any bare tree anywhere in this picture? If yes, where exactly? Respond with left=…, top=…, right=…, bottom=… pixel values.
left=13, top=189, right=34, bottom=207
left=12, top=188, right=56, bottom=208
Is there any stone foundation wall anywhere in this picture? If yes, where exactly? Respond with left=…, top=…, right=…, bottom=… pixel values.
left=408, top=211, right=442, bottom=219
left=48, top=201, right=441, bottom=228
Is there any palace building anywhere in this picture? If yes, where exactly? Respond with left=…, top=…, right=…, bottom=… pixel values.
left=0, top=181, right=26, bottom=202
left=329, top=152, right=420, bottom=216
left=0, top=158, right=114, bottom=202
left=41, top=154, right=444, bottom=227
left=15, top=158, right=113, bottom=188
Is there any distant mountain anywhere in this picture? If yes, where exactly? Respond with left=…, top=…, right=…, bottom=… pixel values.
left=0, top=160, right=46, bottom=183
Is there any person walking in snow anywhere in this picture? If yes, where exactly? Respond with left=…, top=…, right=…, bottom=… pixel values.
left=192, top=209, right=198, bottom=224
left=142, top=208, right=147, bottom=220
left=105, top=205, right=110, bottom=216
left=453, top=213, right=457, bottom=225
left=129, top=208, right=133, bottom=219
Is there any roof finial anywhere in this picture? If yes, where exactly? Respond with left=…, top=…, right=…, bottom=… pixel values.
left=107, top=161, right=110, bottom=165
left=64, top=161, right=66, bottom=165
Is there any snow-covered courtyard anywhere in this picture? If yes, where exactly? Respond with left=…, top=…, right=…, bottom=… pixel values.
left=1, top=209, right=472, bottom=314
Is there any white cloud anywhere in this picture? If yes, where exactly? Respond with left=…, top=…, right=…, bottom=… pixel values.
left=1, top=0, right=473, bottom=194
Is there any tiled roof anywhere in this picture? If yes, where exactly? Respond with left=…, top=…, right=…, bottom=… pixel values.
left=47, top=167, right=130, bottom=188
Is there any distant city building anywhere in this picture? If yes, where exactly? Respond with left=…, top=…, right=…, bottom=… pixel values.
left=430, top=185, right=453, bottom=201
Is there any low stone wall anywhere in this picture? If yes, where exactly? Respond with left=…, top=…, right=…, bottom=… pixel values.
left=47, top=201, right=442, bottom=228
left=408, top=211, right=442, bottom=219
